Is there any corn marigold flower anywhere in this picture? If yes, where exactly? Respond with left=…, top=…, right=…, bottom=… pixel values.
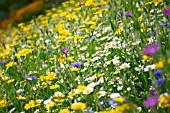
left=0, top=99, right=6, bottom=107
left=143, top=96, right=158, bottom=107
left=114, top=97, right=125, bottom=103
left=77, top=85, right=87, bottom=91
left=50, top=84, right=60, bottom=90
left=44, top=99, right=55, bottom=109
left=5, top=61, right=14, bottom=71
left=71, top=103, right=86, bottom=110
left=158, top=94, right=170, bottom=108
left=24, top=100, right=35, bottom=110
left=70, top=67, right=80, bottom=72
left=59, top=108, right=70, bottom=113
left=0, top=72, right=4, bottom=76
left=7, top=79, right=15, bottom=84
left=168, top=58, right=170, bottom=64
left=155, top=60, right=164, bottom=69
left=67, top=57, right=74, bottom=62
left=16, top=95, right=26, bottom=100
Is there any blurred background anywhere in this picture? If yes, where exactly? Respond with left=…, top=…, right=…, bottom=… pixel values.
left=0, top=0, right=66, bottom=28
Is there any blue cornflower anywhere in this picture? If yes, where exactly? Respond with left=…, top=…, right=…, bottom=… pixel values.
left=109, top=99, right=118, bottom=108
left=160, top=21, right=170, bottom=26
left=25, top=76, right=36, bottom=81
left=153, top=70, right=164, bottom=77
left=98, top=100, right=106, bottom=106
left=71, top=62, right=82, bottom=68
left=157, top=78, right=164, bottom=86
left=55, top=71, right=60, bottom=76
left=152, top=78, right=164, bottom=86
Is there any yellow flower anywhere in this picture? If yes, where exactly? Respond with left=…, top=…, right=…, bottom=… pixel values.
left=71, top=103, right=86, bottom=110
left=97, top=74, right=104, bottom=78
left=0, top=51, right=10, bottom=58
left=56, top=39, right=66, bottom=44
left=85, top=0, right=94, bottom=7
left=50, top=84, right=60, bottom=90
left=16, top=95, right=26, bottom=100
left=24, top=100, right=35, bottom=110
left=155, top=60, right=164, bottom=69
left=114, top=97, right=125, bottom=103
left=49, top=58, right=57, bottom=62
left=67, top=93, right=76, bottom=99
left=73, top=35, right=84, bottom=42
left=38, top=75, right=46, bottom=81
left=2, top=76, right=9, bottom=81
left=84, top=21, right=96, bottom=25
left=46, top=72, right=56, bottom=81
left=0, top=72, right=4, bottom=76
left=67, top=57, right=74, bottom=62
left=167, top=58, right=170, bottom=64
left=138, top=16, right=143, bottom=21
left=15, top=48, right=32, bottom=58
left=142, top=55, right=153, bottom=61
left=6, top=62, right=14, bottom=71
left=53, top=99, right=64, bottom=103
left=77, top=85, right=87, bottom=91
left=114, top=26, right=124, bottom=35
left=59, top=108, right=70, bottom=113
left=7, top=79, right=15, bottom=84
left=0, top=99, right=6, bottom=107
left=35, top=99, right=42, bottom=107
left=158, top=94, right=170, bottom=108
left=58, top=56, right=66, bottom=63
left=44, top=100, right=55, bottom=109
left=70, top=67, right=80, bottom=72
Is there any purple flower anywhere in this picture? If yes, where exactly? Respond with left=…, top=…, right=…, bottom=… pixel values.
left=82, top=109, right=94, bottom=113
left=61, top=48, right=69, bottom=54
left=87, top=75, right=92, bottom=78
left=98, top=100, right=106, bottom=106
left=143, top=44, right=160, bottom=55
left=1, top=60, right=7, bottom=65
left=160, top=21, right=170, bottom=26
left=157, top=78, right=164, bottom=86
left=163, top=8, right=170, bottom=16
left=108, top=99, right=118, bottom=108
left=66, top=24, right=71, bottom=29
left=90, top=35, right=94, bottom=39
left=154, top=70, right=164, bottom=77
left=55, top=71, right=60, bottom=76
left=143, top=96, right=158, bottom=107
left=152, top=78, right=164, bottom=86
left=149, top=30, right=158, bottom=37
left=126, top=12, right=132, bottom=17
left=25, top=76, right=36, bottom=81
left=48, top=50, right=53, bottom=54
left=151, top=89, right=157, bottom=95
left=71, top=62, right=82, bottom=68
left=118, top=11, right=123, bottom=16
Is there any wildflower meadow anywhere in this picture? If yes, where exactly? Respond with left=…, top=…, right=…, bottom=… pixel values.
left=0, top=0, right=170, bottom=113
